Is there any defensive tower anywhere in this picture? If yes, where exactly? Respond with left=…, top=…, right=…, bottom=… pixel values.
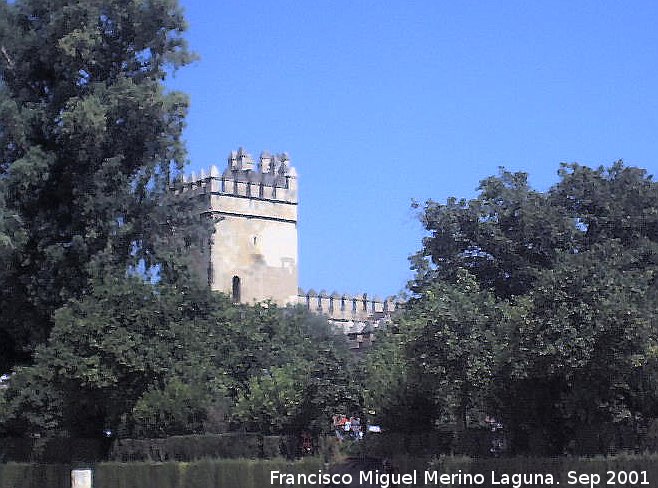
left=178, top=148, right=298, bottom=305
left=179, top=148, right=401, bottom=349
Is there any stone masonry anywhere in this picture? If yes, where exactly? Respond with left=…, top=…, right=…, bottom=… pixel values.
left=176, top=148, right=399, bottom=348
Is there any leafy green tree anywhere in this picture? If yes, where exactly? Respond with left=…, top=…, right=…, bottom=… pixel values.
left=0, top=281, right=358, bottom=438
left=0, top=274, right=231, bottom=437
left=0, top=0, right=363, bottom=442
left=384, top=162, right=657, bottom=454
left=410, top=169, right=577, bottom=299
left=495, top=243, right=657, bottom=453
left=403, top=271, right=504, bottom=430
left=231, top=311, right=360, bottom=435
left=295, top=346, right=362, bottom=434
left=131, top=377, right=211, bottom=438
left=0, top=0, right=197, bottom=371
left=233, top=363, right=307, bottom=435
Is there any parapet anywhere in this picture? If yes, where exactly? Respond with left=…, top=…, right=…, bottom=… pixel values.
left=297, top=289, right=401, bottom=322
left=173, top=148, right=298, bottom=205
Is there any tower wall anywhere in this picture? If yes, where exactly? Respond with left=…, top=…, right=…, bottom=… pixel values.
left=210, top=196, right=298, bottom=305
left=178, top=148, right=299, bottom=305
left=178, top=148, right=399, bottom=347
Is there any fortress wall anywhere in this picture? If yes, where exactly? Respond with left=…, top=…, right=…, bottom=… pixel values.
left=174, top=149, right=299, bottom=306
left=297, top=290, right=399, bottom=322
left=175, top=174, right=297, bottom=206
left=176, top=149, right=396, bottom=342
left=211, top=215, right=298, bottom=305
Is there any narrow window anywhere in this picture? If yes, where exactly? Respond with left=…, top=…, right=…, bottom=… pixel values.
left=207, top=263, right=213, bottom=285
left=341, top=298, right=346, bottom=311
left=329, top=297, right=334, bottom=313
left=232, top=276, right=241, bottom=303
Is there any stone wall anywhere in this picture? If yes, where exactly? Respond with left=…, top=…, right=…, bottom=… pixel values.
left=296, top=290, right=401, bottom=349
left=179, top=148, right=400, bottom=347
left=174, top=148, right=298, bottom=305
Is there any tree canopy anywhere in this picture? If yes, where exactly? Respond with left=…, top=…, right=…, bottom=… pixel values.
left=369, top=162, right=658, bottom=455
left=0, top=0, right=198, bottom=371
left=0, top=0, right=360, bottom=442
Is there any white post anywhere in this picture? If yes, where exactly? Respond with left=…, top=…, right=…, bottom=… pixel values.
left=71, top=468, right=93, bottom=488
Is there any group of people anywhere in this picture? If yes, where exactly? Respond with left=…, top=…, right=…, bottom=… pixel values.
left=332, top=414, right=364, bottom=441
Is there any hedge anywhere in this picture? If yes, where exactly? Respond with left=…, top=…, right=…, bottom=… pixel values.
left=109, top=434, right=288, bottom=461
left=0, top=458, right=323, bottom=488
left=424, top=454, right=658, bottom=488
left=94, top=458, right=323, bottom=488
left=4, top=455, right=658, bottom=488
left=0, top=463, right=70, bottom=488
left=1, top=434, right=298, bottom=463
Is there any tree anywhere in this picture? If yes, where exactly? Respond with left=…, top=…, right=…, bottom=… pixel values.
left=403, top=271, right=504, bottom=431
left=410, top=169, right=578, bottom=299
left=495, top=242, right=657, bottom=453
left=0, top=273, right=231, bottom=437
left=384, top=162, right=658, bottom=454
left=231, top=310, right=360, bottom=436
left=0, top=0, right=362, bottom=442
left=0, top=0, right=197, bottom=371
left=232, top=363, right=307, bottom=435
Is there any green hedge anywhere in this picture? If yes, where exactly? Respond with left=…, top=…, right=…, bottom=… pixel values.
left=0, top=463, right=70, bottom=488
left=0, top=437, right=109, bottom=463
left=425, top=455, right=658, bottom=488
left=5, top=455, right=658, bottom=488
left=1, top=434, right=291, bottom=463
left=0, top=458, right=323, bottom=488
left=94, top=458, right=324, bottom=488
left=109, top=434, right=287, bottom=461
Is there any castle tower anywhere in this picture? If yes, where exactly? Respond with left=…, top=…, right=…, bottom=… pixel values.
left=190, top=148, right=299, bottom=305
left=177, top=150, right=398, bottom=347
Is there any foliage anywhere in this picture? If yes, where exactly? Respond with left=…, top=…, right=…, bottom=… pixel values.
left=0, top=0, right=197, bottom=372
left=0, top=458, right=324, bottom=488
left=0, top=0, right=360, bottom=443
left=233, top=364, right=307, bottom=435
left=232, top=312, right=361, bottom=435
left=0, top=274, right=225, bottom=437
left=371, top=162, right=658, bottom=455
left=0, top=276, right=356, bottom=438
left=403, top=271, right=505, bottom=429
left=131, top=378, right=211, bottom=438
left=109, top=434, right=273, bottom=462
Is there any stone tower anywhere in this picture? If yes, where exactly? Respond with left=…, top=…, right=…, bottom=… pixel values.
left=179, top=148, right=400, bottom=349
left=181, top=148, right=299, bottom=305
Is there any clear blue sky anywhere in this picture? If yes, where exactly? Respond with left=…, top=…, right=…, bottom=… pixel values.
left=169, top=1, right=658, bottom=299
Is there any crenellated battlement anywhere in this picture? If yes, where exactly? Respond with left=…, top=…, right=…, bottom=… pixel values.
left=297, top=289, right=401, bottom=349
left=173, top=148, right=298, bottom=205
left=297, top=289, right=400, bottom=322
left=184, top=147, right=394, bottom=349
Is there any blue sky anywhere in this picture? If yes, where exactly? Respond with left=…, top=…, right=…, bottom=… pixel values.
left=169, top=1, right=658, bottom=299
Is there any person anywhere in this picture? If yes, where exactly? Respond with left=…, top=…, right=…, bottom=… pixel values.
left=301, top=432, right=313, bottom=456
left=351, top=417, right=361, bottom=440
left=334, top=414, right=347, bottom=441
left=343, top=417, right=351, bottom=434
